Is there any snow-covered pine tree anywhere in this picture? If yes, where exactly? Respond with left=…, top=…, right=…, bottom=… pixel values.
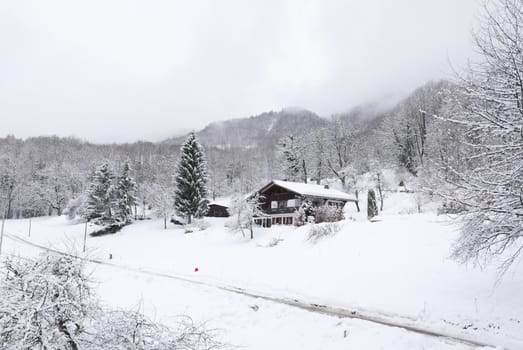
left=85, top=162, right=114, bottom=224
left=174, top=132, right=209, bottom=224
left=277, top=135, right=303, bottom=182
left=113, top=161, right=137, bottom=225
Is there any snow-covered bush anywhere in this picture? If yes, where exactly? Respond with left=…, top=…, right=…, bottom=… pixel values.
left=192, top=218, right=210, bottom=231
left=0, top=254, right=95, bottom=349
left=264, top=237, right=284, bottom=248
left=93, top=311, right=219, bottom=350
left=0, top=253, right=221, bottom=350
left=307, top=222, right=340, bottom=242
left=65, top=194, right=88, bottom=221
left=294, top=200, right=314, bottom=226
left=437, top=200, right=467, bottom=215
left=314, top=205, right=344, bottom=224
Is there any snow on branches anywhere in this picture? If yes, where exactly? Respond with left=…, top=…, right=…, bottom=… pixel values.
left=441, top=0, right=523, bottom=273
left=0, top=253, right=221, bottom=350
left=174, top=133, right=209, bottom=224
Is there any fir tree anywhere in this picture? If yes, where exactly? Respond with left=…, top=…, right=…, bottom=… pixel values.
left=85, top=162, right=114, bottom=224
left=174, top=133, right=209, bottom=224
left=367, top=189, right=378, bottom=220
left=113, top=161, right=137, bottom=225
left=278, top=135, right=300, bottom=181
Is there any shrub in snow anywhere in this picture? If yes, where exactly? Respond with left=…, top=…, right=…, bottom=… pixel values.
left=90, top=223, right=124, bottom=237
left=367, top=189, right=378, bottom=220
left=437, top=200, right=467, bottom=215
left=192, top=218, right=210, bottom=231
left=294, top=200, right=314, bottom=226
left=314, top=205, right=344, bottom=224
left=0, top=253, right=221, bottom=350
left=0, top=254, right=94, bottom=349
left=93, top=311, right=219, bottom=350
left=307, top=222, right=340, bottom=242
left=265, top=237, right=284, bottom=248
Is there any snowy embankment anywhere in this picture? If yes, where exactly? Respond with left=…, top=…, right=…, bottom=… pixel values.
left=2, top=192, right=522, bottom=349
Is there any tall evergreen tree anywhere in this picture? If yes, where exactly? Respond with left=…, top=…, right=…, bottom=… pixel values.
left=85, top=162, right=114, bottom=224
left=174, top=133, right=209, bottom=224
left=113, top=161, right=137, bottom=224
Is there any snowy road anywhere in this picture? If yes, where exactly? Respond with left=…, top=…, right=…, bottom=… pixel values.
left=3, top=230, right=498, bottom=350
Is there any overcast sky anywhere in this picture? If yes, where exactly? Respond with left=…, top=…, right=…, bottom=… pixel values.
left=0, top=0, right=480, bottom=143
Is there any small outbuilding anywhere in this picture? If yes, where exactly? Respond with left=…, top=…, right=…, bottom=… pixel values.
left=206, top=197, right=230, bottom=217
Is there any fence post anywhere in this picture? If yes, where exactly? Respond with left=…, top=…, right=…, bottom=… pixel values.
left=83, top=220, right=88, bottom=253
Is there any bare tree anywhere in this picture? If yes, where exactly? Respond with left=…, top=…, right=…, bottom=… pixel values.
left=228, top=192, right=266, bottom=239
left=324, top=116, right=357, bottom=187
left=441, top=0, right=523, bottom=272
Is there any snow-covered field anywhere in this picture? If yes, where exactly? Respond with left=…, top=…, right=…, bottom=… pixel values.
left=2, top=192, right=522, bottom=349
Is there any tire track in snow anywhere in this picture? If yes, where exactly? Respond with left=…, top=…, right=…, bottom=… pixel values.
left=4, top=231, right=501, bottom=350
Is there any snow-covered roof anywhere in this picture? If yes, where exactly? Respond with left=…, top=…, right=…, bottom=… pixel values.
left=208, top=197, right=231, bottom=207
left=263, top=180, right=357, bottom=202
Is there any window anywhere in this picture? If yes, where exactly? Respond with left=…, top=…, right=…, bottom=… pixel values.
left=326, top=200, right=344, bottom=207
left=287, top=199, right=296, bottom=207
left=278, top=200, right=287, bottom=208
left=271, top=201, right=277, bottom=209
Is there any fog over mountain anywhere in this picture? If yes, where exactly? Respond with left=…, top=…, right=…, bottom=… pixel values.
left=165, top=108, right=327, bottom=148
left=167, top=102, right=390, bottom=148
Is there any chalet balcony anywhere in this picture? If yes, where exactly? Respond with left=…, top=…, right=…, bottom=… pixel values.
left=263, top=207, right=298, bottom=215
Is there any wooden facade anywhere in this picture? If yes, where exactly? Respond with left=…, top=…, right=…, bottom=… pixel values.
left=206, top=204, right=230, bottom=217
left=254, top=180, right=356, bottom=227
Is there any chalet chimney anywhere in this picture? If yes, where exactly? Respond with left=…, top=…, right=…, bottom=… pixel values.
left=324, top=184, right=329, bottom=189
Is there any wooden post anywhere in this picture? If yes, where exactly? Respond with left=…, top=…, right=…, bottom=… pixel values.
left=28, top=218, right=32, bottom=237
left=83, top=220, right=88, bottom=253
left=0, top=207, right=6, bottom=256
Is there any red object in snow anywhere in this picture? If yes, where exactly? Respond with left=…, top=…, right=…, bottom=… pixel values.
left=194, top=267, right=199, bottom=272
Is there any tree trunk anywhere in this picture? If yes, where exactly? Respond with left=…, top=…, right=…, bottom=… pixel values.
left=57, top=320, right=79, bottom=350
left=316, top=157, right=322, bottom=184
left=164, top=216, right=167, bottom=229
left=302, top=159, right=308, bottom=184
left=376, top=173, right=384, bottom=211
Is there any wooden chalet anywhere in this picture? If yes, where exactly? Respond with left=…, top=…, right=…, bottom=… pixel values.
left=254, top=180, right=358, bottom=227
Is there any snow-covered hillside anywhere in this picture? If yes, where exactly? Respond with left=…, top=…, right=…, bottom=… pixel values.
left=2, top=191, right=522, bottom=349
